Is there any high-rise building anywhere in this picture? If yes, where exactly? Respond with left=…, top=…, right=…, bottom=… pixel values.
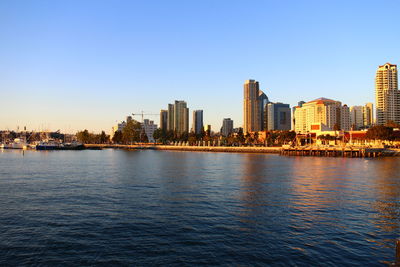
left=293, top=98, right=342, bottom=133
left=243, top=80, right=260, bottom=133
left=292, top=101, right=306, bottom=131
left=350, top=106, right=364, bottom=130
left=221, top=118, right=234, bottom=137
left=363, top=103, right=374, bottom=127
left=174, top=100, right=189, bottom=135
left=160, top=110, right=168, bottom=131
left=267, top=103, right=291, bottom=131
left=341, top=105, right=351, bottom=131
left=192, top=110, right=203, bottom=135
left=167, top=104, right=174, bottom=131
left=259, top=91, right=269, bottom=131
left=375, top=63, right=399, bottom=125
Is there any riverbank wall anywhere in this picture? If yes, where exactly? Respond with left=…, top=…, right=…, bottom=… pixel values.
left=84, top=144, right=281, bottom=153
left=84, top=144, right=400, bottom=157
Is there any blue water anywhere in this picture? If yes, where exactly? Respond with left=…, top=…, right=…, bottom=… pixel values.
left=0, top=149, right=399, bottom=266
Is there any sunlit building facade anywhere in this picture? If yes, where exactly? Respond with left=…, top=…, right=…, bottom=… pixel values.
left=174, top=100, right=189, bottom=135
left=363, top=102, right=374, bottom=127
left=375, top=63, right=399, bottom=125
left=167, top=104, right=174, bottom=131
left=243, top=80, right=271, bottom=133
left=293, top=98, right=342, bottom=133
left=350, top=106, right=364, bottom=130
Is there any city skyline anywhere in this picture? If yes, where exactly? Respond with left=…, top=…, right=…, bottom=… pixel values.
left=1, top=1, right=399, bottom=133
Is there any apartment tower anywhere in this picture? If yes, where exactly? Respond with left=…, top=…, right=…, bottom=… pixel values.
left=221, top=118, right=234, bottom=137
left=174, top=100, right=189, bottom=135
left=192, top=110, right=203, bottom=135
left=160, top=110, right=168, bottom=131
left=167, top=104, right=175, bottom=131
left=243, top=80, right=260, bottom=133
left=375, top=63, right=399, bottom=125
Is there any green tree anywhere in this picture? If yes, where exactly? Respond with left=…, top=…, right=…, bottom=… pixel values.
left=385, top=120, right=400, bottom=128
left=122, top=120, right=141, bottom=144
left=140, top=130, right=149, bottom=143
left=153, top=128, right=164, bottom=142
left=112, top=131, right=123, bottom=144
left=100, top=131, right=108, bottom=144
left=366, top=126, right=394, bottom=140
left=76, top=129, right=90, bottom=144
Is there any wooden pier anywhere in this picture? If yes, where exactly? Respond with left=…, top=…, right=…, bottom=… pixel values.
left=280, top=147, right=387, bottom=158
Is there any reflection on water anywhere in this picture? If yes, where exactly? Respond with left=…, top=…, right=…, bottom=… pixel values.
left=0, top=150, right=399, bottom=265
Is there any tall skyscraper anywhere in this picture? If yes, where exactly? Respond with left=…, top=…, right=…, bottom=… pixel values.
left=174, top=100, right=189, bottom=135
left=267, top=102, right=291, bottom=131
left=375, top=63, right=399, bottom=125
left=259, top=91, right=269, bottom=131
left=160, top=110, right=168, bottom=131
left=192, top=110, right=203, bottom=135
left=221, top=118, right=234, bottom=137
left=167, top=104, right=174, bottom=131
left=243, top=80, right=260, bottom=133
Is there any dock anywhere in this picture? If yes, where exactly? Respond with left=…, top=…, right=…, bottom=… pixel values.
left=280, top=147, right=394, bottom=158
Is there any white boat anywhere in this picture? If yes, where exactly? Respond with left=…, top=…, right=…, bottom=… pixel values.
left=4, top=138, right=27, bottom=149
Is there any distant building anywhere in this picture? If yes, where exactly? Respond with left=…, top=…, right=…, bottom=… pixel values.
left=350, top=106, right=364, bottom=130
left=293, top=101, right=306, bottom=131
left=243, top=79, right=271, bottom=133
left=259, top=91, right=269, bottom=130
left=205, top=125, right=211, bottom=136
left=267, top=102, right=291, bottom=131
left=142, top=119, right=157, bottom=143
left=363, top=103, right=374, bottom=127
left=174, top=100, right=189, bottom=135
left=192, top=110, right=203, bottom=135
left=375, top=63, right=399, bottom=125
left=110, top=121, right=126, bottom=139
left=243, top=79, right=260, bottom=133
left=298, top=101, right=305, bottom=107
left=293, top=97, right=342, bottom=133
left=221, top=118, right=234, bottom=137
left=341, top=105, right=351, bottom=131
left=167, top=104, right=174, bottom=131
left=160, top=110, right=168, bottom=131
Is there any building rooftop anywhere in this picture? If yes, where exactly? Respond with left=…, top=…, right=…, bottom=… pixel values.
left=307, top=97, right=338, bottom=105
left=378, top=62, right=397, bottom=68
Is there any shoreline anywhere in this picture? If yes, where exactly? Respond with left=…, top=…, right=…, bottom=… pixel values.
left=83, top=144, right=400, bottom=157
left=85, top=144, right=282, bottom=154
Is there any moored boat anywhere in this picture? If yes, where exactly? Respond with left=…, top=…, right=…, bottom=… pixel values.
left=36, top=140, right=61, bottom=150
left=4, top=138, right=27, bottom=149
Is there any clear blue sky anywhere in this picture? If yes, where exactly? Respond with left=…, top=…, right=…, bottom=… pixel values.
left=1, top=0, right=399, bottom=133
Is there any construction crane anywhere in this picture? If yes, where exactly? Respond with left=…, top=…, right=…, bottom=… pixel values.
left=130, top=112, right=159, bottom=145
left=131, top=111, right=159, bottom=124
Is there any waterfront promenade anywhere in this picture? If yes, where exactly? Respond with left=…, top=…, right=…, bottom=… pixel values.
left=84, top=144, right=400, bottom=157
left=85, top=144, right=281, bottom=153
